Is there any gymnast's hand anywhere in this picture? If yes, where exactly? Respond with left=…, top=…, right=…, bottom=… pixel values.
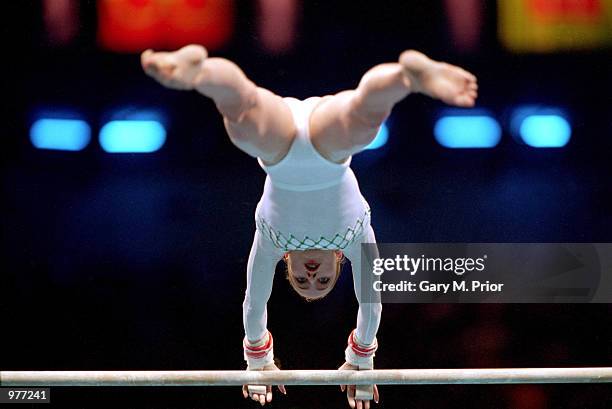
left=339, top=362, right=380, bottom=409
left=140, top=44, right=208, bottom=90
left=242, top=362, right=287, bottom=406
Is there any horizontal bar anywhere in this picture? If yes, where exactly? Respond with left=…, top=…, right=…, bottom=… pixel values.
left=2, top=368, right=612, bottom=386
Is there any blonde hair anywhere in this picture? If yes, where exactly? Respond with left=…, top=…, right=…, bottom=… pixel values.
left=284, top=252, right=345, bottom=302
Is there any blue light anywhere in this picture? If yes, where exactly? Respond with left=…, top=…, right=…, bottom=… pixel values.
left=511, top=107, right=571, bottom=148
left=519, top=115, right=571, bottom=148
left=434, top=114, right=501, bottom=148
left=99, top=120, right=166, bottom=153
left=364, top=122, right=389, bottom=150
left=30, top=118, right=91, bottom=151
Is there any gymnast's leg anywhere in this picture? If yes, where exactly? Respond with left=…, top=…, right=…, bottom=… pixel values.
left=309, top=49, right=479, bottom=162
left=141, top=45, right=296, bottom=164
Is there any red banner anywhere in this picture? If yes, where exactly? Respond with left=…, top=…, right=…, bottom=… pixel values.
left=529, top=0, right=604, bottom=23
left=98, top=0, right=234, bottom=52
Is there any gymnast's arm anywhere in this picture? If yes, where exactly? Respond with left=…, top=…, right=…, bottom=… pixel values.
left=241, top=231, right=288, bottom=403
left=141, top=44, right=296, bottom=164
left=242, top=230, right=285, bottom=365
left=341, top=225, right=382, bottom=365
left=337, top=226, right=382, bottom=407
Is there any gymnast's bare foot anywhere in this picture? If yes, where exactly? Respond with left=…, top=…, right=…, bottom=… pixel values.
left=141, top=44, right=208, bottom=90
left=399, top=49, right=478, bottom=108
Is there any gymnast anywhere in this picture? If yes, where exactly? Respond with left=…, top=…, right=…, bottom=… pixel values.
left=141, top=44, right=478, bottom=408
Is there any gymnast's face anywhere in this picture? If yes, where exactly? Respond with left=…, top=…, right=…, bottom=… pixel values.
left=285, top=249, right=343, bottom=300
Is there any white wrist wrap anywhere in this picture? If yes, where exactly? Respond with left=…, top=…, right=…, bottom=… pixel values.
left=345, top=329, right=377, bottom=369
left=345, top=346, right=374, bottom=369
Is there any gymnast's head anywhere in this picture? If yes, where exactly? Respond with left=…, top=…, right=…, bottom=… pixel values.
left=284, top=249, right=344, bottom=301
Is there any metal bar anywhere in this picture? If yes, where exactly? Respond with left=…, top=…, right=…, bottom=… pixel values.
left=2, top=368, right=612, bottom=387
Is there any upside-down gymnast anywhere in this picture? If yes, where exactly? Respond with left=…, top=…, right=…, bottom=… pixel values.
left=141, top=44, right=478, bottom=408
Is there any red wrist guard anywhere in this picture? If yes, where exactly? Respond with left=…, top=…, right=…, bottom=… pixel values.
left=244, top=331, right=273, bottom=360
left=348, top=329, right=378, bottom=358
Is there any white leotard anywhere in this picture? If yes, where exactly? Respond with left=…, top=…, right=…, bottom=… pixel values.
left=243, top=97, right=382, bottom=367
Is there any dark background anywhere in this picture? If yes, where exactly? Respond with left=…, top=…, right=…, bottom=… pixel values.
left=2, top=1, right=611, bottom=408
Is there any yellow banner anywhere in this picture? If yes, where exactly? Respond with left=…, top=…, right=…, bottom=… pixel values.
left=499, top=0, right=612, bottom=52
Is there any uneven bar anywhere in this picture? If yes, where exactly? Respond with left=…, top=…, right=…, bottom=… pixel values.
left=2, top=368, right=612, bottom=387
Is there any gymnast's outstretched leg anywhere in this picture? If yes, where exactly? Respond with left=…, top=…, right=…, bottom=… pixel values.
left=141, top=45, right=296, bottom=165
left=309, top=50, right=478, bottom=163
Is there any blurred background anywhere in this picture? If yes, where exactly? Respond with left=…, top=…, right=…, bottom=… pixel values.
left=2, top=1, right=612, bottom=408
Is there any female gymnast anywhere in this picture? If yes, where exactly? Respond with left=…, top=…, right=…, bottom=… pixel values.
left=141, top=44, right=478, bottom=408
